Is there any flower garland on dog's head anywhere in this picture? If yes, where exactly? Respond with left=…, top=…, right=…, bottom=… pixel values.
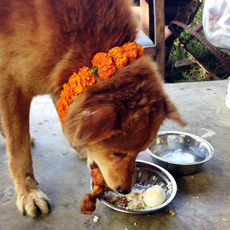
left=57, top=42, right=144, bottom=126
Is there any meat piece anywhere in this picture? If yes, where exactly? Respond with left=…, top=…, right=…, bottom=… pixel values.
left=91, top=168, right=107, bottom=187
left=134, top=192, right=140, bottom=198
left=136, top=202, right=144, bottom=210
left=81, top=167, right=108, bottom=215
left=114, top=196, right=128, bottom=207
left=81, top=193, right=96, bottom=215
left=91, top=185, right=105, bottom=197
left=81, top=185, right=106, bottom=214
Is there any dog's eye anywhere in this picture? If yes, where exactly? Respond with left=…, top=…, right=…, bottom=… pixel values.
left=113, top=151, right=127, bottom=159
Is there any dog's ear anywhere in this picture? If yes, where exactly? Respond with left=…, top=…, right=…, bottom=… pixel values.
left=65, top=103, right=121, bottom=146
left=163, top=94, right=186, bottom=126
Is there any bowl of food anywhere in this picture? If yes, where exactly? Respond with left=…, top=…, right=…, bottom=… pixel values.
left=90, top=160, right=177, bottom=214
left=148, top=131, right=215, bottom=176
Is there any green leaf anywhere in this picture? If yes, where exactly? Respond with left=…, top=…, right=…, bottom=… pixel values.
left=91, top=68, right=98, bottom=75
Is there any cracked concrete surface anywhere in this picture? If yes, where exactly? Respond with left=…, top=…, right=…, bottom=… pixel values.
left=0, top=81, right=230, bottom=230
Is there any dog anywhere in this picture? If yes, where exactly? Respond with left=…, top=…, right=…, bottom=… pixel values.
left=0, top=0, right=185, bottom=217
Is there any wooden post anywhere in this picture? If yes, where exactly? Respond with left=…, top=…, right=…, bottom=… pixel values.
left=154, top=0, right=165, bottom=78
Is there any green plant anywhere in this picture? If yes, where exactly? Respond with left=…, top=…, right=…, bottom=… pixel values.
left=165, top=5, right=230, bottom=83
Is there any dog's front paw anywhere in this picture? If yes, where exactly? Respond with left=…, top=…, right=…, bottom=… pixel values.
left=17, top=189, right=50, bottom=217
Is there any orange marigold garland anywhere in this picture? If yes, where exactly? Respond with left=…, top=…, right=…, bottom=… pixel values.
left=57, top=42, right=144, bottom=126
left=57, top=67, right=96, bottom=125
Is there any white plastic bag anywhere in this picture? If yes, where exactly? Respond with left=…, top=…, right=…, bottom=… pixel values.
left=203, top=0, right=230, bottom=54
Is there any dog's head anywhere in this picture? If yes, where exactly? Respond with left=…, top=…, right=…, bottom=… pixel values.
left=64, top=56, right=185, bottom=193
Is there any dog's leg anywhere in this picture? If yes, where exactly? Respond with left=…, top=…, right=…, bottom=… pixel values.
left=0, top=85, right=50, bottom=217
left=0, top=111, right=35, bottom=145
left=0, top=112, right=6, bottom=138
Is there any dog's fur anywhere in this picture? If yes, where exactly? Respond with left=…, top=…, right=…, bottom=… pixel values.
left=0, top=0, right=184, bottom=217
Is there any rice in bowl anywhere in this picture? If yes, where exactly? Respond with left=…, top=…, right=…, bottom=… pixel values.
left=102, top=182, right=172, bottom=210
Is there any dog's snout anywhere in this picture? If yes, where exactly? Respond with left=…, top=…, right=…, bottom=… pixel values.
left=117, top=187, right=132, bottom=195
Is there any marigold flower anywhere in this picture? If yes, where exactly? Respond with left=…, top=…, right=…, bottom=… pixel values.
left=137, top=44, right=144, bottom=58
left=122, top=42, right=144, bottom=62
left=92, top=52, right=116, bottom=79
left=78, top=66, right=96, bottom=87
left=57, top=97, right=69, bottom=126
left=122, top=42, right=138, bottom=62
left=108, top=47, right=128, bottom=69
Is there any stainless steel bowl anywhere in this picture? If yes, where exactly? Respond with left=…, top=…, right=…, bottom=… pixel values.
left=90, top=160, right=177, bottom=214
left=148, top=131, right=215, bottom=176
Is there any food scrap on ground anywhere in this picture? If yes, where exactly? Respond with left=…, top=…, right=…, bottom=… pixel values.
left=168, top=209, right=177, bottom=217
left=93, top=216, right=100, bottom=223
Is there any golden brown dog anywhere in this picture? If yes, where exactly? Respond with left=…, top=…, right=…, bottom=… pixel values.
left=0, top=0, right=184, bottom=217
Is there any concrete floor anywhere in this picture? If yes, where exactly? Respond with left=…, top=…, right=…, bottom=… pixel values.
left=0, top=81, right=230, bottom=230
